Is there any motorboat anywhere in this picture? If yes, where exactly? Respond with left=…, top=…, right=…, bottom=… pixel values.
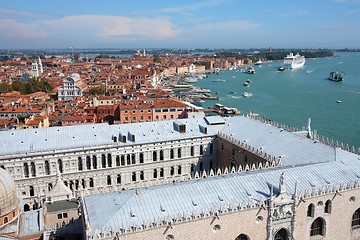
left=245, top=66, right=255, bottom=74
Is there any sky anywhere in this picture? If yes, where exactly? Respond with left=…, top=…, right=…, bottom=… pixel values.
left=1, top=0, right=360, bottom=49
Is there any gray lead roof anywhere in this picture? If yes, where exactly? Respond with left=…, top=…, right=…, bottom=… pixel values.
left=84, top=148, right=360, bottom=232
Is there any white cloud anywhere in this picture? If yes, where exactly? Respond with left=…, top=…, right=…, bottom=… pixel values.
left=0, top=14, right=179, bottom=47
left=191, top=20, right=262, bottom=31
left=0, top=19, right=47, bottom=39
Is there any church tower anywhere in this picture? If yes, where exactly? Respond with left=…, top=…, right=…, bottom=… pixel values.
left=38, top=57, right=43, bottom=74
left=31, top=60, right=39, bottom=77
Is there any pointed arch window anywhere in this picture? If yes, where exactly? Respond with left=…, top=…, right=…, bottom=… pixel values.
left=324, top=200, right=332, bottom=214
left=307, top=203, right=315, bottom=217
left=352, top=208, right=360, bottom=227
left=177, top=148, right=182, bottom=158
left=274, top=228, right=288, bottom=240
left=235, top=234, right=249, bottom=240
left=121, top=155, right=125, bottom=165
left=117, top=174, right=121, bottom=184
left=310, top=217, right=325, bottom=236
left=116, top=156, right=120, bottom=166
left=190, top=146, right=194, bottom=156
left=160, top=150, right=164, bottom=161
left=153, top=151, right=157, bottom=161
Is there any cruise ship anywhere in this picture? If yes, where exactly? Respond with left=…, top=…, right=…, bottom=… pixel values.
left=283, top=52, right=305, bottom=69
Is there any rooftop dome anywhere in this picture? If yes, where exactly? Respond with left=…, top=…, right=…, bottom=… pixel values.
left=0, top=168, right=19, bottom=216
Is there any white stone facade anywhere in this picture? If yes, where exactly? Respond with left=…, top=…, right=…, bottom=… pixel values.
left=0, top=135, right=216, bottom=211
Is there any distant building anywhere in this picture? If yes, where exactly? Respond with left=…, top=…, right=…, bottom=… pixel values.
left=57, top=73, right=83, bottom=101
left=29, top=58, right=43, bottom=78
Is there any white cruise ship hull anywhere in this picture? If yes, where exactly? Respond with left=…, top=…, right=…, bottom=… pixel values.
left=283, top=52, right=305, bottom=69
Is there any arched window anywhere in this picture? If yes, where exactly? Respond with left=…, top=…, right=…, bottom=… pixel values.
left=24, top=163, right=29, bottom=178
left=101, top=154, right=106, bottom=168
left=48, top=183, right=53, bottom=191
left=4, top=217, right=8, bottom=224
left=170, top=166, right=175, bottom=176
left=30, top=162, right=36, bottom=177
left=121, top=155, right=125, bottom=165
left=153, top=151, right=157, bottom=161
left=153, top=169, right=158, bottom=178
left=235, top=234, right=249, bottom=240
left=160, top=150, right=164, bottom=161
left=200, top=145, right=204, bottom=155
left=92, top=156, right=97, bottom=169
left=160, top=168, right=164, bottom=178
left=107, top=153, right=112, bottom=167
left=307, top=203, right=315, bottom=217
left=78, top=157, right=83, bottom=171
left=107, top=175, right=111, bottom=185
left=324, top=200, right=332, bottom=214
left=127, top=155, right=131, bottom=165
left=0, top=165, right=4, bottom=169
left=45, top=160, right=50, bottom=175
left=352, top=208, right=360, bottom=227
left=177, top=148, right=182, bottom=158
left=274, top=228, right=288, bottom=240
left=57, top=159, right=63, bottom=173
left=190, top=146, right=194, bottom=156
left=86, top=156, right=91, bottom=170
left=81, top=179, right=86, bottom=188
left=178, top=165, right=182, bottom=175
left=29, top=186, right=35, bottom=196
left=89, top=178, right=94, bottom=188
left=140, top=171, right=144, bottom=180
left=139, top=153, right=144, bottom=163
left=170, top=149, right=174, bottom=159
left=210, top=143, right=213, bottom=154
left=117, top=174, right=121, bottom=184
left=116, top=156, right=120, bottom=166
left=131, top=154, right=136, bottom=164
left=24, top=204, right=30, bottom=212
left=132, top=172, right=136, bottom=182
left=310, top=217, right=325, bottom=236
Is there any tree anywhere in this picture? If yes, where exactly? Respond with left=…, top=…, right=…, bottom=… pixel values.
left=153, top=55, right=162, bottom=63
left=0, top=83, right=12, bottom=94
left=90, top=87, right=104, bottom=95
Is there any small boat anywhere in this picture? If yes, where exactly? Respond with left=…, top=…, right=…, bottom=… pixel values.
left=278, top=65, right=285, bottom=71
left=243, top=92, right=249, bottom=98
left=336, top=100, right=342, bottom=103
left=229, top=91, right=236, bottom=94
left=245, top=66, right=255, bottom=74
left=246, top=79, right=252, bottom=84
left=215, top=91, right=219, bottom=94
left=254, top=59, right=263, bottom=65
left=212, top=79, right=226, bottom=82
left=243, top=82, right=249, bottom=87
left=328, top=71, right=344, bottom=82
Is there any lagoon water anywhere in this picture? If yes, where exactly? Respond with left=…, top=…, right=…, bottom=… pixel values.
left=193, top=52, right=360, bottom=148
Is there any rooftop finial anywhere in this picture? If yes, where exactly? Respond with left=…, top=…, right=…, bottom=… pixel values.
left=279, top=172, right=286, bottom=194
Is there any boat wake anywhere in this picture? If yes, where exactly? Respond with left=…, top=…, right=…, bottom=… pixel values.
left=306, top=70, right=314, bottom=74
